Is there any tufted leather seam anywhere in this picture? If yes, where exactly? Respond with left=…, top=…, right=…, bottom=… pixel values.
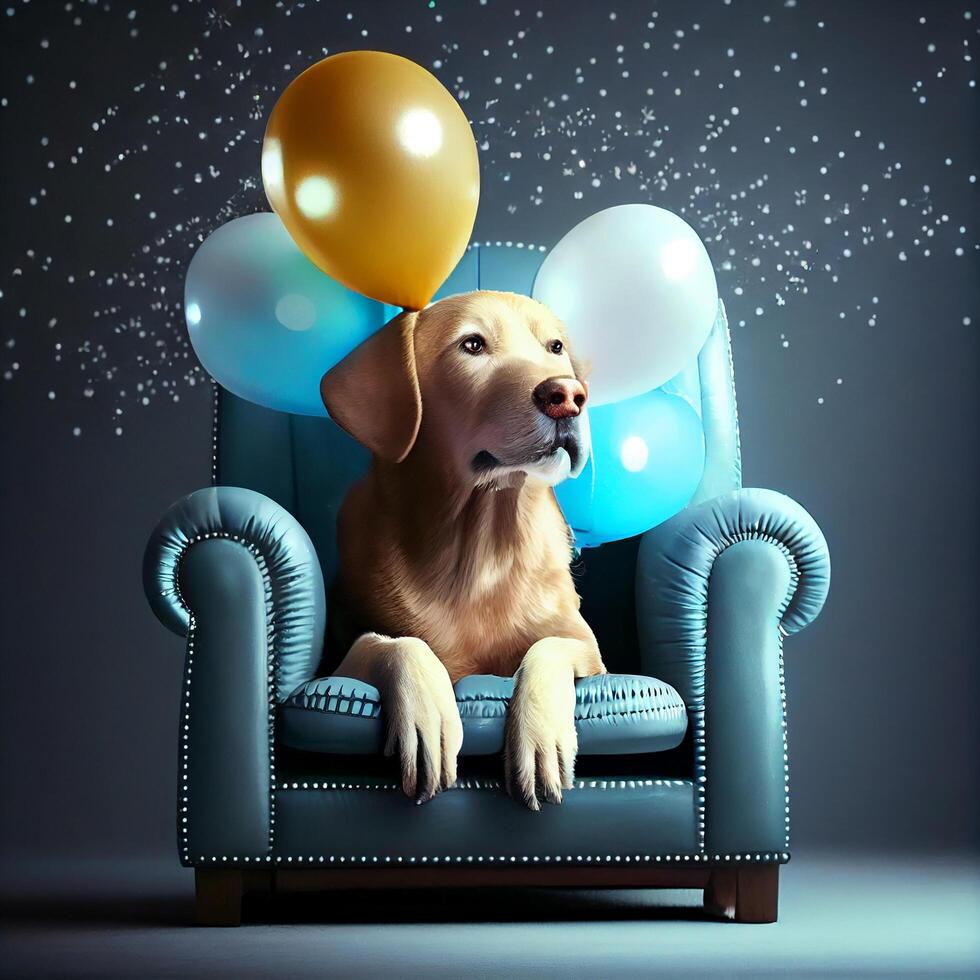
left=652, top=491, right=829, bottom=652
left=455, top=689, right=677, bottom=704
left=575, top=684, right=673, bottom=705
left=292, top=685, right=681, bottom=708
left=284, top=698, right=685, bottom=722
left=286, top=693, right=382, bottom=715
left=574, top=704, right=686, bottom=722
left=280, top=705, right=381, bottom=721
left=285, top=699, right=380, bottom=712
left=166, top=529, right=314, bottom=704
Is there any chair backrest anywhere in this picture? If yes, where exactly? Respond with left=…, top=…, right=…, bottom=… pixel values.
left=214, top=245, right=741, bottom=672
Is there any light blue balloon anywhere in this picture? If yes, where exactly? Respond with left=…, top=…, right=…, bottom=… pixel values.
left=185, top=212, right=386, bottom=416
left=555, top=390, right=706, bottom=548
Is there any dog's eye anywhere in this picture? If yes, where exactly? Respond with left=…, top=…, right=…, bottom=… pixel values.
left=460, top=334, right=486, bottom=355
left=548, top=339, right=564, bottom=355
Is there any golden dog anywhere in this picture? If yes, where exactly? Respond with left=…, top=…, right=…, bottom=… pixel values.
left=320, top=291, right=606, bottom=810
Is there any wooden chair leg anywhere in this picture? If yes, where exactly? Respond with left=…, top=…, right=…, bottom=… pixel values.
left=734, top=865, right=779, bottom=923
left=704, top=869, right=737, bottom=918
left=195, top=869, right=243, bottom=926
left=705, top=866, right=779, bottom=922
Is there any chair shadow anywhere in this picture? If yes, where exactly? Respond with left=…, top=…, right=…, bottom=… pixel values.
left=2, top=885, right=719, bottom=931
left=256, top=887, right=716, bottom=925
left=1, top=893, right=191, bottom=931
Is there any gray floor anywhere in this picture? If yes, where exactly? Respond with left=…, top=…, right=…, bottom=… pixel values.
left=1, top=854, right=978, bottom=978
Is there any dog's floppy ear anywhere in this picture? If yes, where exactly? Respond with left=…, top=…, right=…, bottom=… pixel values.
left=320, top=310, right=421, bottom=463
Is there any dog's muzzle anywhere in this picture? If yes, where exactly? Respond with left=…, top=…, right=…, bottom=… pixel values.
left=472, top=411, right=591, bottom=486
left=547, top=415, right=588, bottom=476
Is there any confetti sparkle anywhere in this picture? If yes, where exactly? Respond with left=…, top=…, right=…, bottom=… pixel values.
left=0, top=0, right=976, bottom=436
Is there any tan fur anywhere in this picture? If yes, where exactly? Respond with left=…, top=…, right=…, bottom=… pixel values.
left=322, top=291, right=606, bottom=809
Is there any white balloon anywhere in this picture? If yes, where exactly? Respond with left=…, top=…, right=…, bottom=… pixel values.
left=533, top=204, right=718, bottom=406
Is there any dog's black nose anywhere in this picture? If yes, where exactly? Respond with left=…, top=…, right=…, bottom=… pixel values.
left=533, top=377, right=587, bottom=420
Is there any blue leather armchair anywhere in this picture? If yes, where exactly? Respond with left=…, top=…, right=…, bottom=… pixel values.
left=144, top=247, right=829, bottom=925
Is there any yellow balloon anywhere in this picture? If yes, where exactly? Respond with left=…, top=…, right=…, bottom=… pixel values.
left=262, top=51, right=480, bottom=311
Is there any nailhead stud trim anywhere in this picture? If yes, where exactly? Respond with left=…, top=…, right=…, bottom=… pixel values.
left=178, top=618, right=195, bottom=864
left=779, top=635, right=791, bottom=849
left=466, top=240, right=548, bottom=253
left=693, top=527, right=800, bottom=860
left=176, top=535, right=279, bottom=865
left=209, top=379, right=220, bottom=486
left=189, top=775, right=796, bottom=869
left=723, top=310, right=743, bottom=471
left=694, top=704, right=706, bottom=852
left=277, top=777, right=693, bottom=792
left=189, top=850, right=790, bottom=867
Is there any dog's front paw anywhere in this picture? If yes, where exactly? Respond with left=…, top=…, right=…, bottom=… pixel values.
left=377, top=637, right=464, bottom=804
left=504, top=656, right=578, bottom=811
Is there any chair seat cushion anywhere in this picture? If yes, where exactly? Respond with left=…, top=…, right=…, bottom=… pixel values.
left=278, top=673, right=688, bottom=757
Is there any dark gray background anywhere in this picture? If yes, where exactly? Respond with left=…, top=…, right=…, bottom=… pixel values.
left=1, top=0, right=977, bottom=866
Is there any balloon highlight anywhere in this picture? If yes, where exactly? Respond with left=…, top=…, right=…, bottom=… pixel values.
left=184, top=212, right=387, bottom=416
left=555, top=389, right=706, bottom=548
left=533, top=204, right=718, bottom=406
left=262, top=51, right=480, bottom=311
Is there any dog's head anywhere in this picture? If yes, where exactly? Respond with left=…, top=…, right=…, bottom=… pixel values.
left=320, top=291, right=590, bottom=488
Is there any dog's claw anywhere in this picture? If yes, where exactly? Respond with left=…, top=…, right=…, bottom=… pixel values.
left=375, top=638, right=464, bottom=804
left=504, top=661, right=578, bottom=811
left=537, top=783, right=562, bottom=807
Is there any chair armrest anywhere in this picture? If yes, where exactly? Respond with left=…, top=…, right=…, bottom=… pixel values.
left=143, top=486, right=326, bottom=863
left=143, top=485, right=326, bottom=700
left=636, top=487, right=830, bottom=857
